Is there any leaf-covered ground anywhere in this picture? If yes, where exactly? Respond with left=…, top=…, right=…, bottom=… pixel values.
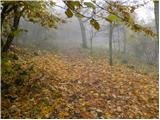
left=1, top=47, right=159, bottom=119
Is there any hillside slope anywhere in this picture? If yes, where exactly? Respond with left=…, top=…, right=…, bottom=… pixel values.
left=1, top=47, right=159, bottom=119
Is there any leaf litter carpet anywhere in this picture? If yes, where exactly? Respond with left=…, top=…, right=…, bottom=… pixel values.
left=1, top=48, right=159, bottom=118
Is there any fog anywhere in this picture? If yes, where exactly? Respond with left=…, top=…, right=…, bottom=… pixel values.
left=14, top=19, right=103, bottom=52
left=13, top=5, right=158, bottom=72
left=1, top=1, right=159, bottom=118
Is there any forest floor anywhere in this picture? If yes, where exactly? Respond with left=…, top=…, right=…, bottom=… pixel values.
left=1, top=46, right=159, bottom=119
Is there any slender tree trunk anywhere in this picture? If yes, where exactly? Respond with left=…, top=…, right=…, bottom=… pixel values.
left=1, top=4, right=15, bottom=49
left=2, top=8, right=21, bottom=52
left=109, top=23, right=113, bottom=65
left=154, top=0, right=159, bottom=38
left=78, top=18, right=88, bottom=48
left=112, top=32, right=116, bottom=50
left=123, top=26, right=127, bottom=54
left=90, top=37, right=93, bottom=55
left=117, top=27, right=120, bottom=52
left=122, top=26, right=127, bottom=62
left=1, top=3, right=11, bottom=25
left=153, top=0, right=159, bottom=63
left=1, top=5, right=8, bottom=26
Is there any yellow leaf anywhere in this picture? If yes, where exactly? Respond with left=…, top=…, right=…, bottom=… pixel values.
left=58, top=111, right=69, bottom=118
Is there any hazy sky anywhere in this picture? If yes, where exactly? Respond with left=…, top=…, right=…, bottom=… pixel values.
left=134, top=0, right=154, bottom=23
left=53, top=0, right=154, bottom=23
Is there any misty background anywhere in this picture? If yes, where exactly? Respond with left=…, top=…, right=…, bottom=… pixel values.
left=13, top=0, right=158, bottom=73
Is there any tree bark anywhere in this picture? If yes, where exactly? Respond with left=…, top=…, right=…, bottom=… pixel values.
left=123, top=26, right=126, bottom=54
left=1, top=4, right=15, bottom=25
left=90, top=37, right=93, bottom=55
left=153, top=0, right=159, bottom=62
left=112, top=32, right=116, bottom=50
left=2, top=8, right=21, bottom=52
left=117, top=26, right=120, bottom=52
left=78, top=18, right=88, bottom=48
left=90, top=31, right=94, bottom=55
left=154, top=0, right=159, bottom=38
left=109, top=23, right=113, bottom=65
left=1, top=4, right=15, bottom=48
left=1, top=4, right=8, bottom=26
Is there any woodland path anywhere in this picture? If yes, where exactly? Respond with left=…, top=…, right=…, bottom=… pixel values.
left=1, top=48, right=159, bottom=118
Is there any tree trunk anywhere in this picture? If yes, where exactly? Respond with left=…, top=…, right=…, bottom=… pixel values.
left=90, top=37, right=93, bottom=55
left=123, top=26, right=127, bottom=54
left=109, top=23, right=113, bottom=65
left=2, top=8, right=21, bottom=52
left=122, top=26, right=128, bottom=63
left=112, top=32, right=116, bottom=50
left=1, top=5, right=8, bottom=26
left=78, top=18, right=88, bottom=48
left=117, top=27, right=120, bottom=52
left=1, top=4, right=15, bottom=49
left=153, top=0, right=159, bottom=62
left=154, top=0, right=159, bottom=38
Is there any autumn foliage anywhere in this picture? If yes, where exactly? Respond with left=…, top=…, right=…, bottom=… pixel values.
left=1, top=0, right=159, bottom=118
left=1, top=46, right=158, bottom=119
